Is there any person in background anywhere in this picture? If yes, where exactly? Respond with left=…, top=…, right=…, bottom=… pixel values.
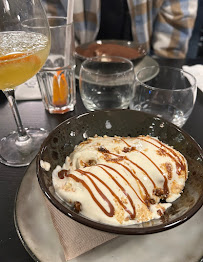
left=44, top=0, right=198, bottom=58
left=42, top=0, right=66, bottom=17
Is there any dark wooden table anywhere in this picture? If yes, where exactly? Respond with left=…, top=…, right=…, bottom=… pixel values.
left=0, top=59, right=203, bottom=262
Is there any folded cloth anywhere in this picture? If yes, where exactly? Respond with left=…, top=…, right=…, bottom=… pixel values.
left=44, top=198, right=117, bottom=261
left=15, top=76, right=42, bottom=100
left=182, top=64, right=203, bottom=92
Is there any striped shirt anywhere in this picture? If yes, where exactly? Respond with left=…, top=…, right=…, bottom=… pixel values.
left=48, top=0, right=198, bottom=58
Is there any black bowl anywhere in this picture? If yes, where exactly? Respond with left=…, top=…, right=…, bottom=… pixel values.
left=36, top=110, right=203, bottom=235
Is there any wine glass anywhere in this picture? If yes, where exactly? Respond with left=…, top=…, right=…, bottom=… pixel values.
left=0, top=0, right=50, bottom=167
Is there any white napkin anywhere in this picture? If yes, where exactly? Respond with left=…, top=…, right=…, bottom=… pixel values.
left=15, top=76, right=42, bottom=100
left=182, top=64, right=203, bottom=92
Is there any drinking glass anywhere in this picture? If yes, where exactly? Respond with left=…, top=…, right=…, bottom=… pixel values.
left=130, top=66, right=197, bottom=127
left=0, top=0, right=50, bottom=167
left=79, top=56, right=135, bottom=111
left=37, top=17, right=76, bottom=114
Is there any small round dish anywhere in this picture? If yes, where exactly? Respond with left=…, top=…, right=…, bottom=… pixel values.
left=75, top=40, right=146, bottom=60
left=75, top=40, right=147, bottom=76
left=36, top=110, right=203, bottom=235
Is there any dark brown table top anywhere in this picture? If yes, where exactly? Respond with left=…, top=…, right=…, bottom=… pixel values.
left=0, top=58, right=202, bottom=262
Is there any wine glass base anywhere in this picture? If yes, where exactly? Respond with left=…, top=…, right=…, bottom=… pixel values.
left=0, top=128, right=48, bottom=167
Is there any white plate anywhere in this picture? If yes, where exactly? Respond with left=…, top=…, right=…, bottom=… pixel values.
left=14, top=159, right=203, bottom=262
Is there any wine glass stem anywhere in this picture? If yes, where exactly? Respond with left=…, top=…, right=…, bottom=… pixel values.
left=3, top=90, right=28, bottom=139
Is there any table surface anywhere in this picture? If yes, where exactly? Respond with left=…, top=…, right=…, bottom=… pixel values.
left=0, top=58, right=203, bottom=262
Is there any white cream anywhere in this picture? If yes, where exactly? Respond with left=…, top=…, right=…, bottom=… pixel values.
left=52, top=135, right=188, bottom=225
left=40, top=160, right=51, bottom=171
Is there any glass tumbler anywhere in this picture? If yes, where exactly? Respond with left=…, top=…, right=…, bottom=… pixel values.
left=79, top=56, right=135, bottom=111
left=37, top=17, right=76, bottom=114
left=130, top=66, right=197, bottom=127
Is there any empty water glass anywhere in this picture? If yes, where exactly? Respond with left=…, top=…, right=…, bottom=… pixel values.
left=130, top=66, right=197, bottom=127
left=79, top=56, right=135, bottom=111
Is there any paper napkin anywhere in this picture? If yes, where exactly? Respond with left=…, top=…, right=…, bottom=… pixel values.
left=183, top=64, right=203, bottom=92
left=44, top=198, right=117, bottom=261
left=15, top=76, right=42, bottom=100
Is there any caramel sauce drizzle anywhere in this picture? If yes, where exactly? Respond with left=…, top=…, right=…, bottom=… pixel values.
left=98, top=164, right=145, bottom=205
left=106, top=150, right=156, bottom=188
left=115, top=161, right=151, bottom=201
left=58, top=169, right=67, bottom=179
left=127, top=157, right=156, bottom=187
left=97, top=165, right=136, bottom=218
left=68, top=173, right=114, bottom=217
left=76, top=169, right=134, bottom=218
left=59, top=169, right=135, bottom=218
left=137, top=136, right=186, bottom=178
left=121, top=138, right=169, bottom=196
left=120, top=139, right=156, bottom=187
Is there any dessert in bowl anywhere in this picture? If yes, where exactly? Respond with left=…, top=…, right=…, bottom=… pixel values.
left=51, top=135, right=188, bottom=226
left=37, top=110, right=203, bottom=234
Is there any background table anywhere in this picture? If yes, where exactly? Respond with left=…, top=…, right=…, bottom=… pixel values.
left=0, top=59, right=203, bottom=262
